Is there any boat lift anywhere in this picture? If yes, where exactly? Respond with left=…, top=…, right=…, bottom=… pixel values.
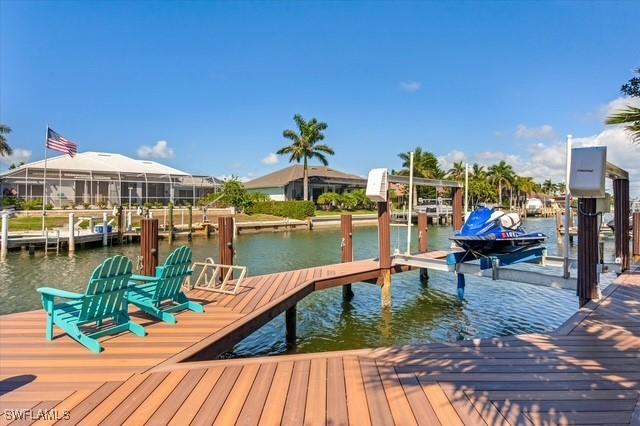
left=378, top=142, right=630, bottom=302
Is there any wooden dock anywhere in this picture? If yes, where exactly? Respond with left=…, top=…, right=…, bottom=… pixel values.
left=0, top=259, right=639, bottom=424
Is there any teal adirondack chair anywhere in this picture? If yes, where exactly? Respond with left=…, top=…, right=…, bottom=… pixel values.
left=128, top=246, right=204, bottom=323
left=37, top=255, right=146, bottom=353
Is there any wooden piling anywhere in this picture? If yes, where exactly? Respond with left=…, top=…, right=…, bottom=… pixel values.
left=102, top=212, right=108, bottom=246
left=188, top=206, right=193, bottom=241
left=140, top=218, right=159, bottom=276
left=168, top=204, right=174, bottom=244
left=117, top=206, right=123, bottom=243
left=377, top=200, right=392, bottom=308
left=1, top=213, right=8, bottom=260
left=613, top=178, right=630, bottom=271
left=285, top=305, right=296, bottom=346
left=340, top=214, right=354, bottom=300
left=219, top=216, right=234, bottom=279
left=577, top=198, right=598, bottom=307
left=418, top=212, right=429, bottom=283
left=633, top=212, right=640, bottom=257
left=452, top=187, right=463, bottom=230
left=68, top=213, right=75, bottom=254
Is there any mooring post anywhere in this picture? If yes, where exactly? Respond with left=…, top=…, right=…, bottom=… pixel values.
left=140, top=218, right=159, bottom=276
left=1, top=213, right=8, bottom=260
left=218, top=216, right=234, bottom=279
left=168, top=203, right=174, bottom=244
left=377, top=199, right=392, bottom=308
left=633, top=212, right=640, bottom=258
left=285, top=304, right=296, bottom=347
left=340, top=214, right=354, bottom=300
left=613, top=178, right=630, bottom=271
left=188, top=206, right=193, bottom=241
left=68, top=212, right=75, bottom=254
left=577, top=198, right=599, bottom=307
left=452, top=187, right=463, bottom=231
left=102, top=212, right=108, bottom=246
left=418, top=212, right=429, bottom=284
left=117, top=206, right=123, bottom=244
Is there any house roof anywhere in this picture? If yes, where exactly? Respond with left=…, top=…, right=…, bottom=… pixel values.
left=2, top=152, right=190, bottom=177
left=245, top=165, right=366, bottom=189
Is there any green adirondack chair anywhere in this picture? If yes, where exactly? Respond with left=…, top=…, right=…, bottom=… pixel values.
left=128, top=246, right=204, bottom=323
left=37, top=255, right=146, bottom=353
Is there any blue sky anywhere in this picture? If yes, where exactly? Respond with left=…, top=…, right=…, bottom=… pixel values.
left=1, top=1, right=639, bottom=192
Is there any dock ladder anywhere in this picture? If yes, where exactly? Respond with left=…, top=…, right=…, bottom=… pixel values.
left=187, top=258, right=247, bottom=295
left=44, top=228, right=60, bottom=255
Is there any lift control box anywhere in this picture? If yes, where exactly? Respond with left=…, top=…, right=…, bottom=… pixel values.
left=569, top=147, right=606, bottom=198
left=366, top=168, right=388, bottom=202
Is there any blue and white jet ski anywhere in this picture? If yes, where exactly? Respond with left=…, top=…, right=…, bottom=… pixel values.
left=450, top=207, right=547, bottom=257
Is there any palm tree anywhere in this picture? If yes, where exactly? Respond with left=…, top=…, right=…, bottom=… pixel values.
left=398, top=148, right=446, bottom=201
left=515, top=176, right=536, bottom=208
left=277, top=114, right=334, bottom=201
left=0, top=124, right=12, bottom=157
left=447, top=161, right=465, bottom=182
left=542, top=179, right=555, bottom=195
left=471, top=163, right=486, bottom=179
left=487, top=160, right=514, bottom=207
left=606, top=106, right=640, bottom=143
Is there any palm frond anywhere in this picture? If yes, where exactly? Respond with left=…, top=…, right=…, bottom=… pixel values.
left=606, top=106, right=640, bottom=143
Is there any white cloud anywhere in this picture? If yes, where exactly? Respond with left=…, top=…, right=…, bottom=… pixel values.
left=137, top=140, right=175, bottom=160
left=437, top=150, right=466, bottom=171
left=0, top=148, right=32, bottom=167
left=514, top=124, right=556, bottom=141
left=400, top=81, right=421, bottom=92
left=261, top=153, right=279, bottom=165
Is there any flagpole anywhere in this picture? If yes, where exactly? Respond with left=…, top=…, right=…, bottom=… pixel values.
left=42, top=125, right=48, bottom=235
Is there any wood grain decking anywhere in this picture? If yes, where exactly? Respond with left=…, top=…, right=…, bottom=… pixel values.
left=1, top=259, right=639, bottom=425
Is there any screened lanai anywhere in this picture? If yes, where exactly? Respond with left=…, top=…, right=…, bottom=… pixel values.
left=0, top=152, right=220, bottom=207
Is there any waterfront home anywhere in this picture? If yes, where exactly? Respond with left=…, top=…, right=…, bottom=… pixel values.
left=245, top=164, right=366, bottom=201
left=0, top=152, right=220, bottom=208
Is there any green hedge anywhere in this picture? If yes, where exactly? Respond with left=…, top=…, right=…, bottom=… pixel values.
left=246, top=201, right=315, bottom=220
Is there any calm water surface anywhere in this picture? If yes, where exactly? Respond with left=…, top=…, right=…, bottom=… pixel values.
left=0, top=218, right=608, bottom=358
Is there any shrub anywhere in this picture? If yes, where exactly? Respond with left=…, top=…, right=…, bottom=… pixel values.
left=317, top=192, right=343, bottom=210
left=23, top=199, right=43, bottom=210
left=45, top=203, right=54, bottom=210
left=246, top=201, right=315, bottom=220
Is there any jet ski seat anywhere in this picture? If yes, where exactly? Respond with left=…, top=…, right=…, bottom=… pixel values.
left=489, top=210, right=522, bottom=230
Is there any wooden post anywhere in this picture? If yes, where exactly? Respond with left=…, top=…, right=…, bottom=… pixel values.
left=1, top=213, right=8, bottom=260
left=218, top=216, right=234, bottom=279
left=285, top=304, right=296, bottom=347
left=68, top=212, right=75, bottom=254
left=378, top=200, right=392, bottom=308
left=613, top=178, right=630, bottom=271
left=102, top=212, right=108, bottom=246
left=452, top=187, right=463, bottom=231
left=117, top=206, right=123, bottom=243
left=418, top=212, right=429, bottom=284
left=341, top=214, right=354, bottom=300
left=577, top=198, right=598, bottom=307
left=188, top=205, right=193, bottom=241
left=633, top=212, right=640, bottom=257
left=140, top=218, right=159, bottom=276
left=168, top=203, right=174, bottom=244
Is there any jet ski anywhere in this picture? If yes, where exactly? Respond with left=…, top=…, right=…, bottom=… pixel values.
left=450, top=207, right=547, bottom=257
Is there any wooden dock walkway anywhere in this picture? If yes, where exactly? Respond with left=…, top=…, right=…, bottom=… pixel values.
left=1, top=259, right=638, bottom=425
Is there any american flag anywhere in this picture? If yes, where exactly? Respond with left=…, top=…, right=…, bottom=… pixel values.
left=47, top=128, right=78, bottom=157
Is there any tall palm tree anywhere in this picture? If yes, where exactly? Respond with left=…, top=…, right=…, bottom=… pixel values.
left=487, top=160, right=514, bottom=207
left=0, top=124, right=12, bottom=157
left=515, top=176, right=536, bottom=208
left=277, top=114, right=334, bottom=201
left=398, top=148, right=446, bottom=201
left=447, top=161, right=465, bottom=182
left=606, top=106, right=640, bottom=143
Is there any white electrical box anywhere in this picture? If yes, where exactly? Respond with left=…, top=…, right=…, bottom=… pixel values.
left=366, top=168, right=388, bottom=202
left=596, top=193, right=611, bottom=213
left=569, top=147, right=606, bottom=198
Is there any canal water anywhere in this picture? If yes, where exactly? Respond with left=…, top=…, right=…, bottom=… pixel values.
left=0, top=218, right=608, bottom=357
